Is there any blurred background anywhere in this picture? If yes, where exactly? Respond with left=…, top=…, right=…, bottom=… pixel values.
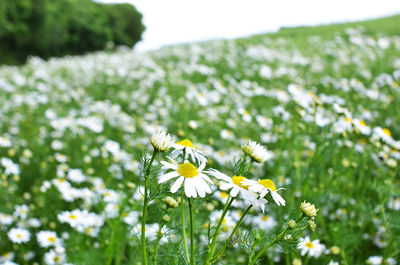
left=2, top=0, right=400, bottom=64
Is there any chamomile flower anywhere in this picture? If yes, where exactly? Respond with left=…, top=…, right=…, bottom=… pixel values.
left=171, top=139, right=207, bottom=163
left=158, top=158, right=213, bottom=198
left=8, top=228, right=31, bottom=244
left=205, top=169, right=257, bottom=201
left=241, top=140, right=271, bottom=163
left=44, top=249, right=66, bottom=265
left=37, top=231, right=60, bottom=248
left=298, top=236, right=326, bottom=257
left=243, top=178, right=286, bottom=206
left=150, top=130, right=173, bottom=152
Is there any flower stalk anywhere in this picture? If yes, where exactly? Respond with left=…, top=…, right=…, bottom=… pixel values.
left=141, top=149, right=159, bottom=265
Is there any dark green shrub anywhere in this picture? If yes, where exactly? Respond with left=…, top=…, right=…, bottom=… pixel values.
left=0, top=0, right=145, bottom=64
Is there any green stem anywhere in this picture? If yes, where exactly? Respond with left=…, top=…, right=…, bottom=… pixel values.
left=209, top=204, right=252, bottom=264
left=152, top=223, right=164, bottom=265
left=249, top=215, right=304, bottom=265
left=226, top=205, right=252, bottom=248
left=204, top=196, right=234, bottom=265
left=181, top=190, right=190, bottom=264
left=188, top=197, right=195, bottom=265
left=248, top=228, right=288, bottom=265
left=141, top=149, right=158, bottom=265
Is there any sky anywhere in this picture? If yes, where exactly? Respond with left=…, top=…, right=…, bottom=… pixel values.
left=99, top=0, right=400, bottom=51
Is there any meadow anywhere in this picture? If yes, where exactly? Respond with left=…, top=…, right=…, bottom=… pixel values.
left=0, top=15, right=400, bottom=265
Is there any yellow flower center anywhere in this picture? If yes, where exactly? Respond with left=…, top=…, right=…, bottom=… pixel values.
left=262, top=215, right=269, bottom=221
left=69, top=214, right=77, bottom=220
left=177, top=163, right=198, bottom=178
left=54, top=257, right=60, bottom=262
left=220, top=191, right=228, bottom=198
left=258, top=179, right=276, bottom=191
left=48, top=237, right=56, bottom=242
left=176, top=139, right=194, bottom=148
left=359, top=120, right=366, bottom=126
left=383, top=128, right=391, bottom=136
left=232, top=176, right=249, bottom=189
left=17, top=234, right=22, bottom=238
left=344, top=117, right=352, bottom=123
left=305, top=242, right=314, bottom=249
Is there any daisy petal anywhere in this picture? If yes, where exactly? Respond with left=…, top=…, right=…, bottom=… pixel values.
left=158, top=171, right=180, bottom=183
left=170, top=176, right=184, bottom=193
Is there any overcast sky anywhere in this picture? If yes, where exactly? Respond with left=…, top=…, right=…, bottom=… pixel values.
left=99, top=0, right=400, bottom=51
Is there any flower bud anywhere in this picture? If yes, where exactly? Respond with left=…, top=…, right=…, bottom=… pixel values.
left=300, top=201, right=319, bottom=217
left=165, top=196, right=179, bottom=208
left=150, top=130, right=173, bottom=152
left=288, top=219, right=296, bottom=228
left=308, top=219, right=316, bottom=231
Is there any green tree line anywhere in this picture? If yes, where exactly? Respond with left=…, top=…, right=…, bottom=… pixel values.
left=0, top=0, right=145, bottom=64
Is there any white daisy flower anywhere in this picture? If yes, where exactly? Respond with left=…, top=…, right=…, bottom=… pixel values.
left=252, top=214, right=278, bottom=231
left=298, top=236, right=326, bottom=257
left=242, top=179, right=286, bottom=206
left=8, top=228, right=31, bottom=244
left=0, top=213, right=13, bottom=226
left=158, top=158, right=213, bottom=198
left=241, top=140, right=271, bottom=163
left=205, top=169, right=257, bottom=201
left=44, top=249, right=66, bottom=265
left=37, top=231, right=60, bottom=248
left=150, top=130, right=174, bottom=152
left=171, top=139, right=207, bottom=163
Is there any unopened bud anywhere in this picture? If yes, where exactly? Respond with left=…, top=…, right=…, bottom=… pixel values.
left=288, top=219, right=296, bottom=228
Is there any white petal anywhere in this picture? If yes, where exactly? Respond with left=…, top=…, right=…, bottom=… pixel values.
left=204, top=169, right=230, bottom=182
left=260, top=189, right=268, bottom=198
left=194, top=178, right=206, bottom=198
left=172, top=144, right=185, bottom=150
left=190, top=179, right=198, bottom=198
left=158, top=171, right=180, bottom=183
left=198, top=161, right=206, bottom=171
left=160, top=160, right=178, bottom=170
left=184, top=179, right=196, bottom=198
left=220, top=183, right=234, bottom=190
left=271, top=191, right=285, bottom=206
left=199, top=173, right=214, bottom=184
left=170, top=176, right=184, bottom=193
left=230, top=188, right=239, bottom=197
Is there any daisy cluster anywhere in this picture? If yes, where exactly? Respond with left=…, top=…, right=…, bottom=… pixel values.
left=0, top=18, right=400, bottom=264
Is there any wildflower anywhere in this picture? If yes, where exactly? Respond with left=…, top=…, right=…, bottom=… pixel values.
left=0, top=213, right=13, bottom=226
left=205, top=169, right=256, bottom=200
left=327, top=261, right=339, bottom=265
left=330, top=246, right=340, bottom=255
left=14, top=204, right=29, bottom=220
left=300, top=201, right=319, bottom=217
left=243, top=178, right=286, bottom=206
left=0, top=136, right=12, bottom=147
left=298, top=236, right=326, bottom=257
left=44, top=249, right=66, bottom=265
left=8, top=228, right=31, bottom=244
left=252, top=214, right=278, bottom=231
left=171, top=139, right=206, bottom=163
left=37, top=231, right=60, bottom=248
left=158, top=158, right=213, bottom=198
left=150, top=130, right=173, bottom=152
left=292, top=258, right=302, bottom=265
left=241, top=140, right=270, bottom=163
left=123, top=211, right=139, bottom=226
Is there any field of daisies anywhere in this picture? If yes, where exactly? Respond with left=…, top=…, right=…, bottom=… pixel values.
left=1, top=15, right=400, bottom=265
